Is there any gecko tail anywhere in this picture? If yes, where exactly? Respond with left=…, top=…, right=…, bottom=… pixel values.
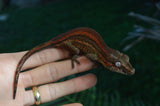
left=13, top=86, right=17, bottom=99
left=13, top=41, right=55, bottom=99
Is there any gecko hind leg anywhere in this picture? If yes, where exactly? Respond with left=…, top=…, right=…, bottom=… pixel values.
left=71, top=55, right=80, bottom=68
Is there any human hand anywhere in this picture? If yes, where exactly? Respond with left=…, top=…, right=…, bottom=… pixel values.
left=0, top=48, right=97, bottom=106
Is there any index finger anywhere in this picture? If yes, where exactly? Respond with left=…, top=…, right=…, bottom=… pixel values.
left=11, top=48, right=70, bottom=71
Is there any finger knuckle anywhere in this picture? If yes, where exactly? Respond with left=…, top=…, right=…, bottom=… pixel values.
left=47, top=63, right=59, bottom=81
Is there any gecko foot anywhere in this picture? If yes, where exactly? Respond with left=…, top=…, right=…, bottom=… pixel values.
left=71, top=55, right=80, bottom=68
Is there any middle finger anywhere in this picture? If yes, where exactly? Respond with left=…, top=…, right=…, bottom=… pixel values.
left=22, top=56, right=94, bottom=88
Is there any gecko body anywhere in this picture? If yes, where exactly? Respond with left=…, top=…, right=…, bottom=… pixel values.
left=13, top=27, right=135, bottom=99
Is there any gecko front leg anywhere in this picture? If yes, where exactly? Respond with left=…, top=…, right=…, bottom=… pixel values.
left=64, top=41, right=81, bottom=68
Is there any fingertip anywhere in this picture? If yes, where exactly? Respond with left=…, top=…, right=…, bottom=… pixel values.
left=83, top=73, right=97, bottom=87
left=74, top=73, right=97, bottom=92
left=76, top=56, right=95, bottom=72
left=62, top=103, right=83, bottom=106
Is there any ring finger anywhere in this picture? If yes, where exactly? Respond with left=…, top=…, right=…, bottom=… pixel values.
left=24, top=74, right=97, bottom=106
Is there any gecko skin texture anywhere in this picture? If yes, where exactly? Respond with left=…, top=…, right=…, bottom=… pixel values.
left=13, top=27, right=135, bottom=99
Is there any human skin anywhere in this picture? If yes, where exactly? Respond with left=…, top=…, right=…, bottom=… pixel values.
left=0, top=48, right=97, bottom=106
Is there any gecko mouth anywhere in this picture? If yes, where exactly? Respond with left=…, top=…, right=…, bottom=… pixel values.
left=122, top=67, right=135, bottom=75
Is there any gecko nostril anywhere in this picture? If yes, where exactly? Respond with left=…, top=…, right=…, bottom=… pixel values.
left=131, top=68, right=135, bottom=75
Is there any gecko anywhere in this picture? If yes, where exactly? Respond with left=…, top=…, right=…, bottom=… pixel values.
left=13, top=27, right=135, bottom=99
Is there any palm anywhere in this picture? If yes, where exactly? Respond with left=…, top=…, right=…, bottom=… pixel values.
left=0, top=50, right=97, bottom=106
left=0, top=53, right=24, bottom=105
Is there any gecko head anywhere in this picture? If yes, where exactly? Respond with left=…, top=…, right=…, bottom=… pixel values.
left=103, top=50, right=135, bottom=75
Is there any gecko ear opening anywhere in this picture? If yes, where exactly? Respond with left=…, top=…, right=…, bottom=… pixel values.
left=123, top=54, right=129, bottom=62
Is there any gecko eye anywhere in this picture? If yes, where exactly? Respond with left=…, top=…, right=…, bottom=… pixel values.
left=115, top=62, right=121, bottom=67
